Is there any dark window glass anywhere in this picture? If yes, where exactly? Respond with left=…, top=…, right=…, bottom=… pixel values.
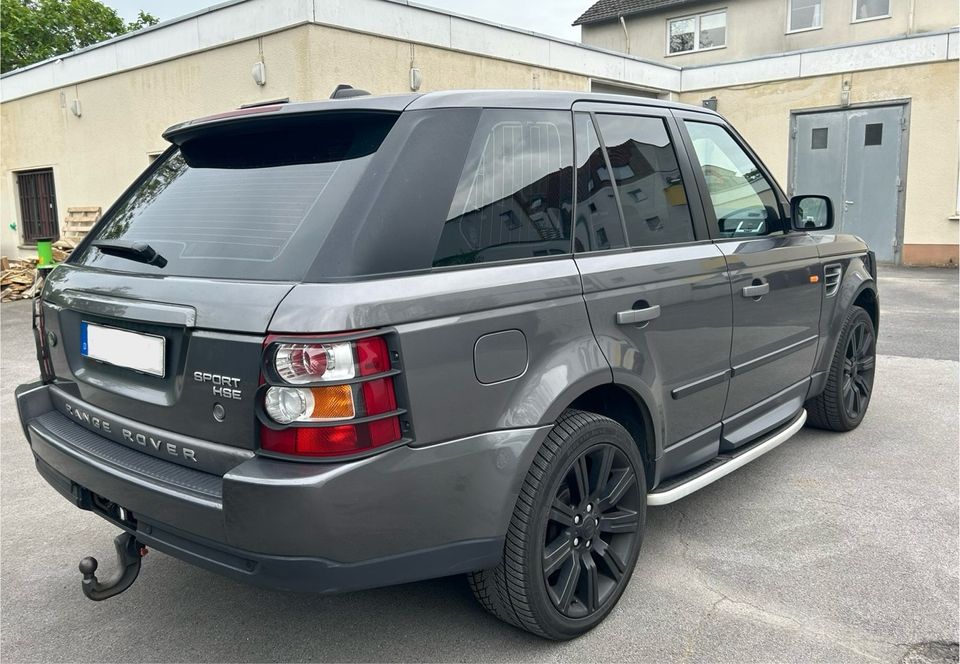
left=573, top=113, right=626, bottom=252
left=864, top=123, right=883, bottom=146
left=595, top=114, right=695, bottom=247
left=811, top=127, right=829, bottom=149
left=75, top=113, right=398, bottom=281
left=433, top=110, right=573, bottom=267
left=684, top=121, right=781, bottom=238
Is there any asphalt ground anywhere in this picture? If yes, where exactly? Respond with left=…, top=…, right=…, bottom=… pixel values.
left=1, top=265, right=957, bottom=663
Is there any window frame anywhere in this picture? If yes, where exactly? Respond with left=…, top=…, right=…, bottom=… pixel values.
left=571, top=103, right=712, bottom=255
left=672, top=109, right=790, bottom=243
left=786, top=0, right=823, bottom=34
left=851, top=0, right=891, bottom=24
left=665, top=9, right=728, bottom=56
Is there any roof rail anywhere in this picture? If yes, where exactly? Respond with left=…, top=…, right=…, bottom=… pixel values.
left=330, top=84, right=370, bottom=99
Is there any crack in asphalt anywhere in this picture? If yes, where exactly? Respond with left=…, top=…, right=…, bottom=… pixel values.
left=672, top=507, right=902, bottom=663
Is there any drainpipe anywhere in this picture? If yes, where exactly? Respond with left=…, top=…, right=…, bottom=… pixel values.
left=619, top=15, right=631, bottom=54
left=907, top=0, right=916, bottom=34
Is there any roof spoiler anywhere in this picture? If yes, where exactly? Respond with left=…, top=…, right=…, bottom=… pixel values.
left=330, top=84, right=370, bottom=99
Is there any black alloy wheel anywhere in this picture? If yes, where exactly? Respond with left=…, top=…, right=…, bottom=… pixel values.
left=542, top=443, right=641, bottom=618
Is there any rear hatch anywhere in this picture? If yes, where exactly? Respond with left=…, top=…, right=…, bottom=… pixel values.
left=40, top=109, right=400, bottom=460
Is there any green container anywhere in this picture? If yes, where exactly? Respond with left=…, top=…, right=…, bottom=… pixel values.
left=35, top=238, right=54, bottom=267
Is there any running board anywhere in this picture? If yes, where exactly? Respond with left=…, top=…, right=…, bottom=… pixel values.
left=647, top=409, right=807, bottom=506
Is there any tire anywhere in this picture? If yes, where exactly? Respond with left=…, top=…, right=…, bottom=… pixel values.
left=806, top=305, right=877, bottom=431
left=468, top=409, right=646, bottom=639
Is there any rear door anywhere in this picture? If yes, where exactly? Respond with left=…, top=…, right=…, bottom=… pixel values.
left=572, top=104, right=733, bottom=476
left=676, top=112, right=821, bottom=448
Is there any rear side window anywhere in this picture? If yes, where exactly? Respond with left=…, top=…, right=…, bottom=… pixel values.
left=433, top=110, right=573, bottom=267
left=74, top=113, right=398, bottom=281
left=573, top=113, right=627, bottom=252
left=595, top=114, right=695, bottom=247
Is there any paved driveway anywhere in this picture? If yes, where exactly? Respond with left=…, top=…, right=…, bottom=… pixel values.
left=1, top=266, right=957, bottom=663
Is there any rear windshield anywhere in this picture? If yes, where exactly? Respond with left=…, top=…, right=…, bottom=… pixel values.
left=74, top=112, right=398, bottom=281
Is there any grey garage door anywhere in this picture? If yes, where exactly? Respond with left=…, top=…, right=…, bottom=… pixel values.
left=790, top=104, right=907, bottom=263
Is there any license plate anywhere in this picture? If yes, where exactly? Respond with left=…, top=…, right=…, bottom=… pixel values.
left=80, top=321, right=165, bottom=377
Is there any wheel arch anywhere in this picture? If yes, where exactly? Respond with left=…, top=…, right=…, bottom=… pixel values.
left=561, top=383, right=659, bottom=488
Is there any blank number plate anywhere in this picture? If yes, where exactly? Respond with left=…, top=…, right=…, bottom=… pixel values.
left=80, top=321, right=165, bottom=377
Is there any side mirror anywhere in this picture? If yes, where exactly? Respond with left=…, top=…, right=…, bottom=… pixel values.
left=790, top=195, right=833, bottom=231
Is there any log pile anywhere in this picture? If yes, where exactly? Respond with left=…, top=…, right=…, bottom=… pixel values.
left=1, top=241, right=74, bottom=302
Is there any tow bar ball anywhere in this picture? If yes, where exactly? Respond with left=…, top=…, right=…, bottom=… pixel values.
left=78, top=532, right=148, bottom=601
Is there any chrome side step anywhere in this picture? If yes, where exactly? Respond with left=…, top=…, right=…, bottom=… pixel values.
left=647, top=409, right=807, bottom=506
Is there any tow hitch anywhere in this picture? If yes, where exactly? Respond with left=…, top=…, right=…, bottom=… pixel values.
left=78, top=532, right=148, bottom=601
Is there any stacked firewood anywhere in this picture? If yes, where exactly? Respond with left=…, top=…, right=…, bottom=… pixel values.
left=1, top=241, right=74, bottom=302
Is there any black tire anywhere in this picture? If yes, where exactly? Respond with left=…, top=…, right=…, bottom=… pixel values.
left=806, top=305, right=877, bottom=431
left=468, top=409, right=646, bottom=639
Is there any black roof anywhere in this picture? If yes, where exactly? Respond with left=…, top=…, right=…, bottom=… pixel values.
left=573, top=0, right=712, bottom=26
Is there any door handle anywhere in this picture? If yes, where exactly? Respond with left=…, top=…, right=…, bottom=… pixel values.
left=741, top=282, right=770, bottom=298
left=616, top=305, right=661, bottom=326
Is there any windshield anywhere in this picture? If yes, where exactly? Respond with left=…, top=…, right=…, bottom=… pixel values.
left=73, top=112, right=398, bottom=281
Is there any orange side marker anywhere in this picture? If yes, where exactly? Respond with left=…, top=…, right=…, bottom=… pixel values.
left=809, top=275, right=820, bottom=283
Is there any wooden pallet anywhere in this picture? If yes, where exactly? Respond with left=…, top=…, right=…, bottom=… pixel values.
left=61, top=206, right=101, bottom=243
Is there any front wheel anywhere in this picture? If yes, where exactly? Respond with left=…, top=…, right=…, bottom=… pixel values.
left=469, top=410, right=646, bottom=639
left=806, top=305, right=877, bottom=431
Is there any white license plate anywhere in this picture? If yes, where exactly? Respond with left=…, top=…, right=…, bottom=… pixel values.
left=80, top=322, right=166, bottom=377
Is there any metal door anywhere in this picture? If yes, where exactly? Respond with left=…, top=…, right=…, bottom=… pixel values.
left=15, top=168, right=59, bottom=243
left=791, top=105, right=906, bottom=262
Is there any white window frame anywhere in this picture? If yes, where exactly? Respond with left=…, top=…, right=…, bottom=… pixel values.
left=666, top=9, right=727, bottom=56
left=786, top=0, right=823, bottom=34
left=851, top=0, right=891, bottom=24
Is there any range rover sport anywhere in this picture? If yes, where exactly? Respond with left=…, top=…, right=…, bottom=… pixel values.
left=16, top=90, right=878, bottom=639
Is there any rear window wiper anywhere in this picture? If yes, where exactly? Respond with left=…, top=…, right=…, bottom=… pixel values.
left=92, top=239, right=168, bottom=268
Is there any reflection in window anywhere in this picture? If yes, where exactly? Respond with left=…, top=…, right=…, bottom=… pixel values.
left=434, top=111, right=573, bottom=267
left=855, top=0, right=890, bottom=20
left=596, top=114, right=695, bottom=248
left=668, top=11, right=726, bottom=54
left=574, top=113, right=626, bottom=252
left=684, top=121, right=780, bottom=238
left=811, top=127, right=828, bottom=149
left=790, top=0, right=822, bottom=30
left=864, top=123, right=883, bottom=146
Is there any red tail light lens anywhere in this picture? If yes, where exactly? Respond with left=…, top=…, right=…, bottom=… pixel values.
left=260, top=333, right=403, bottom=458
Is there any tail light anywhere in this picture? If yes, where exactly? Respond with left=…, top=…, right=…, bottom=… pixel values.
left=258, top=333, right=405, bottom=458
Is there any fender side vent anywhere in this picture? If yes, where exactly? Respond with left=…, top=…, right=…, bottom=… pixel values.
left=824, top=264, right=842, bottom=297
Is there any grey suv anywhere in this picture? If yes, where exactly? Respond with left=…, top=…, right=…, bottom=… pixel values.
left=16, top=90, right=878, bottom=639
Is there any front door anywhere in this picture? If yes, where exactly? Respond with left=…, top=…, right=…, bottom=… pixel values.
left=791, top=105, right=906, bottom=262
left=679, top=114, right=821, bottom=449
left=571, top=105, right=733, bottom=476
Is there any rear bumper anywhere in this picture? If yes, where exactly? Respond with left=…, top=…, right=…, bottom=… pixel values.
left=16, top=381, right=548, bottom=593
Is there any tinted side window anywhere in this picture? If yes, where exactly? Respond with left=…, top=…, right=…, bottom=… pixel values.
left=573, top=113, right=627, bottom=252
left=595, top=114, right=695, bottom=247
left=433, top=110, right=573, bottom=267
left=684, top=121, right=780, bottom=238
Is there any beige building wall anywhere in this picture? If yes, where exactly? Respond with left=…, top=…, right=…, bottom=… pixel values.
left=0, top=23, right=589, bottom=256
left=582, top=0, right=959, bottom=66
left=679, top=60, right=960, bottom=264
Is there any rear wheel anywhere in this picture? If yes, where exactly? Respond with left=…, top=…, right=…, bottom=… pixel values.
left=469, top=409, right=646, bottom=639
left=806, top=305, right=877, bottom=431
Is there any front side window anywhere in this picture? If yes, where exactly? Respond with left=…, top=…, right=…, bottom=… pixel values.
left=668, top=10, right=726, bottom=54
left=684, top=121, right=780, bottom=238
left=433, top=110, right=573, bottom=267
left=854, top=0, right=890, bottom=21
left=789, top=0, right=822, bottom=31
left=595, top=114, right=695, bottom=248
